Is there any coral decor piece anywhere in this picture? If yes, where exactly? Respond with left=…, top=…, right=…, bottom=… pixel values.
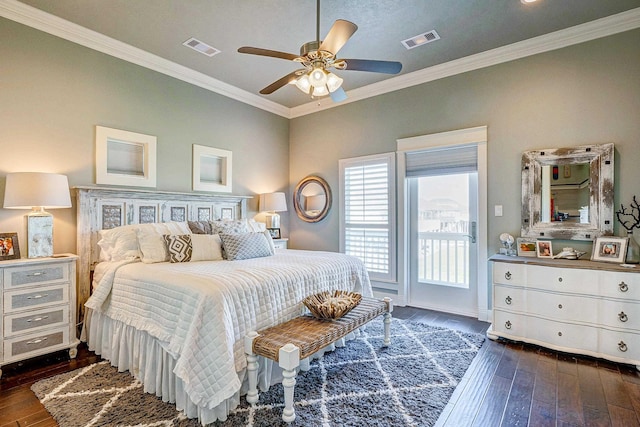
left=616, top=196, right=640, bottom=231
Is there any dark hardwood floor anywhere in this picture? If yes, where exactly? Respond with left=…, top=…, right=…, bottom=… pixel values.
left=1, top=306, right=639, bottom=426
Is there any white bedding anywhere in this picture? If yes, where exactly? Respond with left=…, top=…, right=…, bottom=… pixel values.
left=84, top=249, right=372, bottom=422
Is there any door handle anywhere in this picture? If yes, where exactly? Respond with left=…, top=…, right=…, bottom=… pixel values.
left=466, top=221, right=477, bottom=243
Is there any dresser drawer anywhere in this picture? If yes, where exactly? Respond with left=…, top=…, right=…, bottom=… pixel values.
left=3, top=327, right=68, bottom=360
left=599, top=329, right=640, bottom=361
left=527, top=264, right=598, bottom=294
left=599, top=271, right=640, bottom=300
left=3, top=263, right=68, bottom=290
left=525, top=290, right=600, bottom=326
left=597, top=299, right=640, bottom=332
left=3, top=284, right=69, bottom=314
left=4, top=306, right=68, bottom=337
left=493, top=262, right=526, bottom=285
left=493, top=285, right=526, bottom=311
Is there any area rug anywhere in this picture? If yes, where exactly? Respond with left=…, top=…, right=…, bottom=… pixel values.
left=31, top=319, right=485, bottom=427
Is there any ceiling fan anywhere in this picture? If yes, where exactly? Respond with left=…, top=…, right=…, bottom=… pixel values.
left=237, top=0, right=402, bottom=102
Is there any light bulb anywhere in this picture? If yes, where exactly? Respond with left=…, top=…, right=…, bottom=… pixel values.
left=326, top=72, right=343, bottom=93
left=309, top=67, right=328, bottom=88
left=295, top=74, right=311, bottom=94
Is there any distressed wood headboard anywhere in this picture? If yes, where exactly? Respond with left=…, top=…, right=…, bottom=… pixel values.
left=74, top=186, right=252, bottom=321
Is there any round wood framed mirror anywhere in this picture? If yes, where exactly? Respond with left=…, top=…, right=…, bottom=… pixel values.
left=293, top=176, right=332, bottom=223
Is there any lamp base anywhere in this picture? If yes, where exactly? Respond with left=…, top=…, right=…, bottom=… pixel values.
left=27, top=209, right=54, bottom=258
left=266, top=212, right=280, bottom=229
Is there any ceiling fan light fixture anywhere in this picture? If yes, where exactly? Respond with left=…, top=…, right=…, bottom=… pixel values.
left=312, top=85, right=329, bottom=97
left=326, top=72, right=343, bottom=93
left=309, top=67, right=328, bottom=88
left=295, top=74, right=312, bottom=93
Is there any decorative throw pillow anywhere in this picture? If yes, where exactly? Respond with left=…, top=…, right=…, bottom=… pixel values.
left=188, top=220, right=213, bottom=235
left=190, top=234, right=224, bottom=261
left=211, top=219, right=250, bottom=235
left=219, top=232, right=274, bottom=261
left=163, top=234, right=193, bottom=263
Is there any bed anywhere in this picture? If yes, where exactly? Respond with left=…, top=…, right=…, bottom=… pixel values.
left=76, top=187, right=372, bottom=424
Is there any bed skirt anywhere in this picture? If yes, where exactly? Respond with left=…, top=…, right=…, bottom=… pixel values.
left=82, top=307, right=358, bottom=424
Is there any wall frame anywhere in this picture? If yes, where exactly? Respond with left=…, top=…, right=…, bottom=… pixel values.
left=95, top=126, right=157, bottom=188
left=193, top=144, right=232, bottom=193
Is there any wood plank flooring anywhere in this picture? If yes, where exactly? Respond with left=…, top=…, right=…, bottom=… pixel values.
left=1, top=306, right=639, bottom=426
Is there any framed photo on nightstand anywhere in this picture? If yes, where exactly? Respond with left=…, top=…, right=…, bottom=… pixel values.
left=0, top=232, right=20, bottom=260
left=267, top=228, right=281, bottom=239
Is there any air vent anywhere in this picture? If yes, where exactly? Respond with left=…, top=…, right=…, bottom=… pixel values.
left=401, top=30, right=440, bottom=50
left=182, top=37, right=221, bottom=57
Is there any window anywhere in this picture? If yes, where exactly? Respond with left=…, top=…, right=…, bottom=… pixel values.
left=339, top=153, right=396, bottom=283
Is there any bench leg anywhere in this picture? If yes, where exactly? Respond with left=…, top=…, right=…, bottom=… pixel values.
left=383, top=297, right=393, bottom=347
left=279, top=343, right=300, bottom=423
left=244, top=331, right=260, bottom=404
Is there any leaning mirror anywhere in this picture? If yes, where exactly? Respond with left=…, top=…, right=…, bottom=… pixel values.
left=521, top=143, right=614, bottom=240
left=293, top=176, right=332, bottom=223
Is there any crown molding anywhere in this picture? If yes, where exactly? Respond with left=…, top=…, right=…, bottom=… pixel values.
left=2, top=0, right=639, bottom=120
left=290, top=7, right=640, bottom=118
left=0, top=0, right=291, bottom=118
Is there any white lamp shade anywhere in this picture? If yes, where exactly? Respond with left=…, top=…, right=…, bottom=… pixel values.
left=260, top=192, right=287, bottom=212
left=295, top=74, right=312, bottom=94
left=4, top=172, right=72, bottom=209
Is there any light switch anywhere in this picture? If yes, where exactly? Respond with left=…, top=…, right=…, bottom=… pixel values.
left=495, top=205, right=503, bottom=217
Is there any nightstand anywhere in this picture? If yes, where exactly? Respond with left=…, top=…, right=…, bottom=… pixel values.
left=273, top=238, right=289, bottom=249
left=0, top=254, right=79, bottom=378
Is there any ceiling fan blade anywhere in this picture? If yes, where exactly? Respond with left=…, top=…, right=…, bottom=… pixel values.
left=330, top=87, right=347, bottom=103
left=340, top=59, right=402, bottom=74
left=259, top=69, right=306, bottom=95
left=238, top=46, right=299, bottom=61
left=319, top=20, right=357, bottom=55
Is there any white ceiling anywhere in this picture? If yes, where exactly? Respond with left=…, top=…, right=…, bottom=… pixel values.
left=3, top=0, right=640, bottom=117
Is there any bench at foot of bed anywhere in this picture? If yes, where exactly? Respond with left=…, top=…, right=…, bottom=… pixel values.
left=244, top=296, right=393, bottom=423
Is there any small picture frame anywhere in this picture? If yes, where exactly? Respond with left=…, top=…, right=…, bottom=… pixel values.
left=591, top=236, right=628, bottom=263
left=267, top=228, right=281, bottom=239
left=0, top=232, right=21, bottom=260
left=536, top=240, right=553, bottom=258
left=517, top=238, right=537, bottom=257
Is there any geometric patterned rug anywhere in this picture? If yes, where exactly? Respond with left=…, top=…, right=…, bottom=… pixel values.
left=31, top=319, right=485, bottom=427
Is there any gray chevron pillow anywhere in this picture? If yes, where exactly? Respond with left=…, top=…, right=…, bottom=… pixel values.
left=219, top=232, right=274, bottom=261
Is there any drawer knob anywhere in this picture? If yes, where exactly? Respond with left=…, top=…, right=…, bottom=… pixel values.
left=558, top=304, right=563, bottom=309
left=505, top=320, right=512, bottom=330
left=558, top=277, right=563, bottom=283
left=27, top=271, right=46, bottom=277
left=27, top=316, right=49, bottom=323
left=26, top=337, right=48, bottom=345
left=26, top=294, right=49, bottom=300
left=618, top=341, right=628, bottom=352
left=618, top=312, right=628, bottom=323
left=619, top=282, right=629, bottom=292
left=505, top=271, right=512, bottom=280
left=558, top=332, right=563, bottom=336
left=505, top=296, right=512, bottom=305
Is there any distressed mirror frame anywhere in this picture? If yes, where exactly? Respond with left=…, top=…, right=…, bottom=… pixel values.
left=192, top=144, right=232, bottom=193
left=95, top=126, right=157, bottom=188
left=293, top=175, right=332, bottom=223
left=521, top=143, right=614, bottom=240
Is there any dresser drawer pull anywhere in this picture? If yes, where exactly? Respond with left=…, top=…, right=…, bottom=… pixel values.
left=505, top=296, right=512, bottom=305
left=558, top=332, right=563, bottom=337
left=618, top=312, right=628, bottom=322
left=27, top=316, right=49, bottom=323
left=619, top=282, right=628, bottom=292
left=26, top=294, right=49, bottom=300
left=618, top=341, right=628, bottom=352
left=26, top=337, right=48, bottom=345
left=505, top=321, right=512, bottom=329
left=505, top=271, right=512, bottom=280
left=558, top=277, right=563, bottom=283
left=558, top=304, right=563, bottom=309
left=27, top=271, right=47, bottom=277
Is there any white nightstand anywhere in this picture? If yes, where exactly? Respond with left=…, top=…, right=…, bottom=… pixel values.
left=0, top=254, right=79, bottom=377
left=272, top=238, right=289, bottom=249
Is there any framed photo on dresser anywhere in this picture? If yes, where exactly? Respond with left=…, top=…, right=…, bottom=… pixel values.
left=591, top=236, right=627, bottom=263
left=0, top=232, right=20, bottom=260
left=517, top=238, right=537, bottom=257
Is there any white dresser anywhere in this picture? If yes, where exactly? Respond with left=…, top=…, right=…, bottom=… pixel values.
left=488, top=254, right=640, bottom=369
left=0, top=255, right=79, bottom=377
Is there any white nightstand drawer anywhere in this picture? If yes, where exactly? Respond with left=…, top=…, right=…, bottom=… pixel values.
left=4, top=305, right=68, bottom=337
left=3, top=263, right=68, bottom=290
left=273, top=239, right=288, bottom=249
left=4, top=284, right=69, bottom=314
left=4, top=327, right=68, bottom=360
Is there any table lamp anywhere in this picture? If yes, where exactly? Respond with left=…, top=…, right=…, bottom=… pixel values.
left=3, top=172, right=72, bottom=258
left=260, top=192, right=287, bottom=229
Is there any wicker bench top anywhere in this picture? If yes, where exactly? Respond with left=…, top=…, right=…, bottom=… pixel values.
left=252, top=297, right=389, bottom=362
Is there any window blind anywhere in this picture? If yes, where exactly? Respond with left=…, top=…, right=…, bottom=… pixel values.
left=405, top=144, right=477, bottom=177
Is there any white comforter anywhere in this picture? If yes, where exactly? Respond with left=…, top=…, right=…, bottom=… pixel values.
left=85, top=249, right=372, bottom=412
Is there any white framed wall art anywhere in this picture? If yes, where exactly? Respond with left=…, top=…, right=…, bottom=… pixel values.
left=192, top=144, right=232, bottom=193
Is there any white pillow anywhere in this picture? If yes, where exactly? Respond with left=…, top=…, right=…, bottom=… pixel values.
left=191, top=234, right=224, bottom=261
left=247, top=219, right=267, bottom=232
left=97, top=224, right=141, bottom=261
left=136, top=222, right=192, bottom=263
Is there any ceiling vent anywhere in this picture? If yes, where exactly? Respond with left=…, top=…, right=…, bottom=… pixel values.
left=183, top=37, right=221, bottom=57
left=401, top=30, right=440, bottom=50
